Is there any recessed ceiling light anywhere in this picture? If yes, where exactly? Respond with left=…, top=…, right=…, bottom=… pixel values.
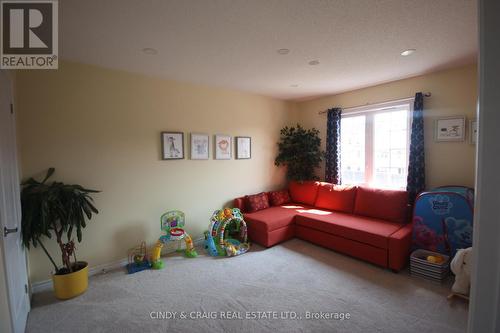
left=142, top=47, right=158, bottom=55
left=290, top=84, right=299, bottom=88
left=401, top=49, right=416, bottom=56
left=277, top=48, right=290, bottom=55
left=308, top=60, right=320, bottom=66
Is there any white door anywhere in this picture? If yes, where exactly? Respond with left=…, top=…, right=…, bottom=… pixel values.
left=0, top=70, right=30, bottom=333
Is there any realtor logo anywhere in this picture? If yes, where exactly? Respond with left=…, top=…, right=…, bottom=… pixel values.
left=1, top=0, right=58, bottom=69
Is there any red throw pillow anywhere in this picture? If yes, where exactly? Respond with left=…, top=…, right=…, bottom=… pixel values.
left=245, top=192, right=270, bottom=212
left=269, top=190, right=291, bottom=206
left=288, top=181, right=320, bottom=206
left=314, top=183, right=357, bottom=213
left=354, top=187, right=409, bottom=223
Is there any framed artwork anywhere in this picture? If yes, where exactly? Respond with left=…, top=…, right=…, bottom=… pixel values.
left=190, top=133, right=209, bottom=159
left=469, top=119, right=478, bottom=145
left=236, top=136, right=251, bottom=159
left=161, top=132, right=184, bottom=160
left=214, top=134, right=231, bottom=160
left=434, top=117, right=466, bottom=142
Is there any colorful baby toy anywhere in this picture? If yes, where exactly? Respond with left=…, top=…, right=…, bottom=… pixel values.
left=150, top=240, right=165, bottom=269
left=204, top=208, right=250, bottom=257
left=159, top=210, right=198, bottom=258
left=127, top=241, right=152, bottom=274
left=126, top=210, right=198, bottom=274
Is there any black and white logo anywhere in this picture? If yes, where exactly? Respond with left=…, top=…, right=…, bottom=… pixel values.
left=1, top=0, right=58, bottom=69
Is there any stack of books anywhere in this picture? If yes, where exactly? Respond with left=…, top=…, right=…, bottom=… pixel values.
left=410, top=249, right=450, bottom=283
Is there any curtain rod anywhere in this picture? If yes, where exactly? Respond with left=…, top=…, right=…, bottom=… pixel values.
left=318, top=92, right=431, bottom=115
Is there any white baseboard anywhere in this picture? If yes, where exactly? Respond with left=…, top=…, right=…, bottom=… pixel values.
left=31, top=236, right=205, bottom=294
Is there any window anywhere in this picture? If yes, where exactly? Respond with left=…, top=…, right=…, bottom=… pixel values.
left=340, top=101, right=412, bottom=189
left=340, top=116, right=365, bottom=184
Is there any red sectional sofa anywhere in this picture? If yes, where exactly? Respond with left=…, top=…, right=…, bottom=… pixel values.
left=234, top=181, right=413, bottom=272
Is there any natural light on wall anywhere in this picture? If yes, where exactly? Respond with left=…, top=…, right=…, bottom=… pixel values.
left=340, top=101, right=411, bottom=190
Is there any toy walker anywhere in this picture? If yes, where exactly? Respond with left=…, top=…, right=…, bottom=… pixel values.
left=159, top=210, right=198, bottom=258
left=205, top=208, right=250, bottom=257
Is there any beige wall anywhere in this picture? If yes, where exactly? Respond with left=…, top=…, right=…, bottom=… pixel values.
left=15, top=61, right=297, bottom=283
left=297, top=64, right=477, bottom=188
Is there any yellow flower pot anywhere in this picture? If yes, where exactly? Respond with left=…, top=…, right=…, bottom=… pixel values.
left=52, top=261, right=88, bottom=300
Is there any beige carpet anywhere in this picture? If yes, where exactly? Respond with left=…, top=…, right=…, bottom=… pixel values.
left=27, top=239, right=468, bottom=333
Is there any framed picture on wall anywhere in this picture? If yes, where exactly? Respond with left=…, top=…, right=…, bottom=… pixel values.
left=161, top=132, right=184, bottom=160
left=215, top=134, right=231, bottom=160
left=469, top=119, right=478, bottom=145
left=190, top=133, right=209, bottom=159
left=236, top=136, right=251, bottom=159
left=434, top=116, right=466, bottom=142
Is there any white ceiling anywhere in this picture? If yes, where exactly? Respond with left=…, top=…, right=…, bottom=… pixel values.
left=60, top=0, right=477, bottom=101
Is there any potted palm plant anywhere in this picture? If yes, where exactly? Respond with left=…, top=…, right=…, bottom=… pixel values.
left=21, top=168, right=99, bottom=299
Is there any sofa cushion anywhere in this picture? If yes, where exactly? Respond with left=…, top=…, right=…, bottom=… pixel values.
left=295, top=211, right=403, bottom=249
left=288, top=181, right=320, bottom=206
left=269, top=190, right=291, bottom=206
left=245, top=192, right=270, bottom=213
left=244, top=205, right=308, bottom=232
left=354, top=187, right=409, bottom=224
left=314, top=183, right=357, bottom=213
left=233, top=197, right=247, bottom=213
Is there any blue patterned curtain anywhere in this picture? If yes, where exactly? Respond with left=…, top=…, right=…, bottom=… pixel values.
left=325, top=108, right=342, bottom=184
left=407, top=93, right=426, bottom=204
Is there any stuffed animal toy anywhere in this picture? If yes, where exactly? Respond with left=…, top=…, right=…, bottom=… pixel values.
left=450, top=247, right=473, bottom=295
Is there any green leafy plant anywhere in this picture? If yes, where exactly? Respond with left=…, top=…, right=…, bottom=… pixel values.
left=275, top=124, right=325, bottom=181
left=21, top=168, right=100, bottom=274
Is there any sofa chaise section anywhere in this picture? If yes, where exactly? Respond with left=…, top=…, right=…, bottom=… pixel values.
left=233, top=199, right=309, bottom=247
left=295, top=211, right=412, bottom=271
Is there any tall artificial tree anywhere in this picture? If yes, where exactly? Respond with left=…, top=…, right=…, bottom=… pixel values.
left=275, top=124, right=324, bottom=181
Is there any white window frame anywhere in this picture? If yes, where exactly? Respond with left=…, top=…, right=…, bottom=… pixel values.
left=341, top=98, right=414, bottom=189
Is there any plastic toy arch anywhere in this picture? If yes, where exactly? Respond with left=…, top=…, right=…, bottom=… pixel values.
left=218, top=218, right=247, bottom=245
left=205, top=208, right=250, bottom=257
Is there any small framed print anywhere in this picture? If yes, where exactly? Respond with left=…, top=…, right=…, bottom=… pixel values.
left=236, top=136, right=251, bottom=159
left=161, top=132, right=184, bottom=160
left=190, top=133, right=209, bottom=160
left=435, top=116, right=466, bottom=142
left=215, top=134, right=231, bottom=160
left=469, top=119, right=478, bottom=145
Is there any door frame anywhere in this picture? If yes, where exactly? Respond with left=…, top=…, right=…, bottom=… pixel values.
left=468, top=1, right=500, bottom=332
left=0, top=70, right=30, bottom=333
